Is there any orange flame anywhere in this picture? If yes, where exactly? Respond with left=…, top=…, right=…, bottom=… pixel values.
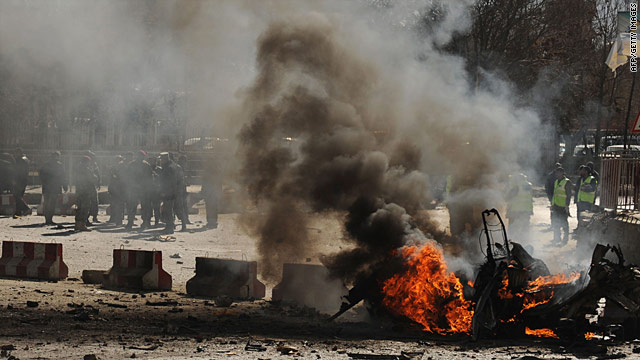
left=381, top=244, right=473, bottom=334
left=498, top=276, right=523, bottom=300
left=525, top=327, right=559, bottom=339
left=584, top=332, right=596, bottom=340
left=522, top=293, right=552, bottom=310
left=525, top=272, right=581, bottom=292
left=521, top=272, right=581, bottom=311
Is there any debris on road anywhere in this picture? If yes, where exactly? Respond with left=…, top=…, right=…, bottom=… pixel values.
left=277, top=344, right=299, bottom=355
left=245, top=340, right=267, bottom=352
left=145, top=300, right=178, bottom=307
left=128, top=344, right=160, bottom=351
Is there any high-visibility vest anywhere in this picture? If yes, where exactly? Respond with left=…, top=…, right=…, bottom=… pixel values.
left=508, top=174, right=533, bottom=213
left=578, top=175, right=596, bottom=204
left=553, top=178, right=569, bottom=207
left=445, top=175, right=453, bottom=201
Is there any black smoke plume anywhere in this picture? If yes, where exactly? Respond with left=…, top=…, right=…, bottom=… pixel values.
left=237, top=14, right=431, bottom=282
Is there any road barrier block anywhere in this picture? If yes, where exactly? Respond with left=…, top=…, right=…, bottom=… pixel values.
left=186, top=257, right=265, bottom=299
left=272, top=263, right=347, bottom=312
left=37, top=193, right=76, bottom=216
left=0, top=194, right=31, bottom=216
left=104, top=249, right=172, bottom=291
left=0, top=241, right=68, bottom=280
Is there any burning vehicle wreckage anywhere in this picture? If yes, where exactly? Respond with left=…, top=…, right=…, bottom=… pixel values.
left=329, top=209, right=640, bottom=341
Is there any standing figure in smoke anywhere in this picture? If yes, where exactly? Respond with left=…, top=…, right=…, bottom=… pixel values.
left=84, top=151, right=101, bottom=225
left=505, top=173, right=533, bottom=237
left=158, top=152, right=179, bottom=234
left=174, top=155, right=189, bottom=231
left=107, top=155, right=126, bottom=226
left=11, top=148, right=30, bottom=217
left=149, top=156, right=163, bottom=227
left=550, top=167, right=572, bottom=246
left=39, top=151, right=68, bottom=225
left=544, top=163, right=562, bottom=228
left=74, top=155, right=98, bottom=232
left=574, top=165, right=596, bottom=230
left=125, top=150, right=153, bottom=230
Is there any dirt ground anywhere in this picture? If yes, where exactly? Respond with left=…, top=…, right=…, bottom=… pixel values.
left=0, top=189, right=634, bottom=359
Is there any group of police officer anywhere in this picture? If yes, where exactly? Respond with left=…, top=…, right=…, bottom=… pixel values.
left=4, top=148, right=218, bottom=235
left=77, top=150, right=197, bottom=234
left=544, top=162, right=599, bottom=246
left=505, top=162, right=599, bottom=247
left=444, top=162, right=599, bottom=247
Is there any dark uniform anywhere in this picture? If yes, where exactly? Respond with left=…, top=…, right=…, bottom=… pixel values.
left=86, top=152, right=101, bottom=224
left=75, top=156, right=99, bottom=232
left=159, top=153, right=179, bottom=234
left=126, top=151, right=153, bottom=229
left=12, top=149, right=30, bottom=216
left=108, top=156, right=126, bottom=225
left=39, top=152, right=68, bottom=224
left=174, top=156, right=189, bottom=231
left=150, top=158, right=162, bottom=226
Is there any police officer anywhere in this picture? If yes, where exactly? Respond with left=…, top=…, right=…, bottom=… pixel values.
left=150, top=156, right=163, bottom=227
left=85, top=151, right=101, bottom=224
left=575, top=165, right=597, bottom=229
left=74, top=155, right=98, bottom=232
left=586, top=161, right=600, bottom=202
left=158, top=152, right=179, bottom=234
left=506, top=173, right=533, bottom=236
left=39, top=151, right=68, bottom=225
left=12, top=148, right=30, bottom=217
left=107, top=155, right=126, bottom=226
left=125, top=150, right=153, bottom=230
left=551, top=167, right=572, bottom=246
left=175, top=155, right=190, bottom=231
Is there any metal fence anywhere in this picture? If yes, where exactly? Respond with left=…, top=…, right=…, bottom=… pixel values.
left=600, top=151, right=640, bottom=211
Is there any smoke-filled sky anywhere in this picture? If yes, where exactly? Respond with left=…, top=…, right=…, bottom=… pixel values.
left=1, top=0, right=546, bottom=280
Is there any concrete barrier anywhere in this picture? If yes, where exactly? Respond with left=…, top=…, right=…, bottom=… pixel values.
left=0, top=194, right=31, bottom=216
left=272, top=263, right=347, bottom=313
left=104, top=249, right=172, bottom=291
left=0, top=241, right=68, bottom=280
left=186, top=257, right=265, bottom=299
left=36, top=193, right=76, bottom=216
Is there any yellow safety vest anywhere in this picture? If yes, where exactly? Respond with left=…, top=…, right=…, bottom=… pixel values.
left=553, top=178, right=569, bottom=207
left=578, top=175, right=596, bottom=204
left=508, top=174, right=533, bottom=213
left=445, top=175, right=453, bottom=201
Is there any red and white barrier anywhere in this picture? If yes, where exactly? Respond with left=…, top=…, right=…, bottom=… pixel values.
left=36, top=193, right=76, bottom=216
left=0, top=241, right=68, bottom=280
left=104, top=249, right=172, bottom=290
left=272, top=263, right=347, bottom=313
left=186, top=258, right=265, bottom=299
left=0, top=194, right=31, bottom=215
